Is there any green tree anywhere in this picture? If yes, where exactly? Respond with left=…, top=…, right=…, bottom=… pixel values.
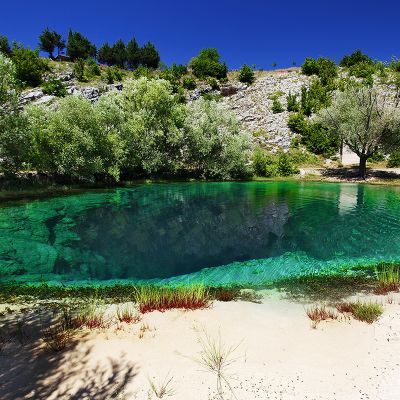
left=340, top=50, right=373, bottom=68
left=98, top=43, right=114, bottom=65
left=318, top=85, right=400, bottom=178
left=66, top=29, right=96, bottom=60
left=0, top=54, right=30, bottom=174
left=140, top=41, right=160, bottom=69
left=111, top=39, right=127, bottom=68
left=0, top=35, right=11, bottom=55
left=189, top=48, right=227, bottom=79
left=39, top=28, right=64, bottom=59
left=11, top=44, right=48, bottom=87
left=238, top=64, right=255, bottom=84
left=126, top=38, right=141, bottom=69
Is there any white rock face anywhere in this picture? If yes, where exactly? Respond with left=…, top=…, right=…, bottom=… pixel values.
left=222, top=70, right=312, bottom=150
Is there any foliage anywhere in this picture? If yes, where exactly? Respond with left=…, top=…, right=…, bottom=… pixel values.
left=317, top=85, right=400, bottom=177
left=11, top=44, right=48, bottom=87
left=189, top=48, right=227, bottom=79
left=301, top=57, right=338, bottom=85
left=288, top=112, right=340, bottom=156
left=0, top=54, right=30, bottom=174
left=72, top=58, right=87, bottom=82
left=340, top=49, right=373, bottom=68
left=0, top=35, right=11, bottom=55
left=126, top=38, right=141, bottom=69
left=252, top=147, right=299, bottom=177
left=140, top=41, right=160, bottom=69
left=182, top=76, right=196, bottom=90
left=170, top=63, right=187, bottom=78
left=184, top=98, right=253, bottom=178
left=286, top=92, right=300, bottom=112
left=375, top=263, right=400, bottom=293
left=389, top=57, right=400, bottom=73
left=350, top=302, right=383, bottom=323
left=387, top=150, right=400, bottom=167
left=111, top=39, right=127, bottom=68
left=86, top=57, right=101, bottom=77
left=66, top=29, right=96, bottom=60
left=207, top=77, right=219, bottom=90
left=41, top=77, right=67, bottom=97
left=98, top=42, right=113, bottom=65
left=271, top=98, right=284, bottom=113
left=39, top=28, right=65, bottom=58
left=300, top=79, right=332, bottom=116
left=238, top=64, right=255, bottom=84
left=277, top=152, right=300, bottom=176
left=348, top=61, right=376, bottom=80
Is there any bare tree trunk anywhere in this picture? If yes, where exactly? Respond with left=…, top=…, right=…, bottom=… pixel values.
left=359, top=155, right=368, bottom=179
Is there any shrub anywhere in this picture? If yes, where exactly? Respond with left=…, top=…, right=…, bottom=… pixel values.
left=286, top=92, right=300, bottom=112
left=306, top=305, right=338, bottom=328
left=86, top=57, right=101, bottom=77
left=271, top=98, right=284, bottom=113
left=340, top=49, right=373, bottom=68
left=300, top=80, right=331, bottom=116
left=238, top=64, right=255, bottom=84
left=387, top=150, right=400, bottom=167
left=11, top=44, right=48, bottom=87
left=182, top=76, right=197, bottom=90
left=348, top=61, right=376, bottom=79
left=0, top=35, right=11, bottom=55
left=277, top=152, right=299, bottom=176
left=42, top=77, right=67, bottom=97
left=252, top=147, right=300, bottom=177
left=389, top=57, right=400, bottom=73
left=350, top=302, right=383, bottom=323
left=189, top=48, right=227, bottom=79
left=73, top=58, right=87, bottom=82
left=301, top=57, right=337, bottom=85
left=207, top=77, right=219, bottom=90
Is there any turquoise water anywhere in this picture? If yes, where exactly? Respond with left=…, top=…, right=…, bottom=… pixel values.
left=1, top=182, right=400, bottom=286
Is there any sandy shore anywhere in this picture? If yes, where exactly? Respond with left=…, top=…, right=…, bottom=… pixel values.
left=1, top=291, right=400, bottom=400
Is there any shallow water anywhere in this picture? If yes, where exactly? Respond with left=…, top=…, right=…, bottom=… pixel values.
left=1, top=181, right=400, bottom=286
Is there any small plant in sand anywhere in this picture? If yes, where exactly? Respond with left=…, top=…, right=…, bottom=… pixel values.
left=374, top=264, right=400, bottom=294
left=138, top=323, right=152, bottom=339
left=147, top=374, right=175, bottom=399
left=41, top=313, right=76, bottom=352
left=74, top=300, right=108, bottom=329
left=195, top=332, right=241, bottom=399
left=306, top=305, right=338, bottom=329
left=336, top=301, right=383, bottom=323
left=117, top=304, right=142, bottom=324
left=134, top=284, right=209, bottom=313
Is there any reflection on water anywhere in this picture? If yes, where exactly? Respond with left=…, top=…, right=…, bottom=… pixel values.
left=1, top=182, right=400, bottom=285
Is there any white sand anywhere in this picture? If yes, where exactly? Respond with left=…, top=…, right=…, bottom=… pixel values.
left=1, top=292, right=400, bottom=400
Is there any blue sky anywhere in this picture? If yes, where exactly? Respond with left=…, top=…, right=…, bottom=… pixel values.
left=1, top=0, right=399, bottom=69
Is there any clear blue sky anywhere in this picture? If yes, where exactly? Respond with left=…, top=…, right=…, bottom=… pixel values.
left=1, top=0, right=399, bottom=69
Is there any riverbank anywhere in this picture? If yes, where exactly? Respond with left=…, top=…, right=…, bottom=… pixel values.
left=1, top=288, right=399, bottom=400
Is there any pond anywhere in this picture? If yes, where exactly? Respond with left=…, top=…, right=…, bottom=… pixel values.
left=1, top=181, right=400, bottom=286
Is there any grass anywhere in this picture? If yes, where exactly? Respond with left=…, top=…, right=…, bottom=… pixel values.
left=41, top=311, right=76, bottom=352
left=134, top=285, right=210, bottom=313
left=195, top=332, right=241, bottom=399
left=374, top=263, right=400, bottom=294
left=147, top=375, right=175, bottom=398
left=336, top=301, right=384, bottom=323
left=74, top=301, right=108, bottom=329
left=116, top=304, right=141, bottom=324
left=305, top=305, right=339, bottom=328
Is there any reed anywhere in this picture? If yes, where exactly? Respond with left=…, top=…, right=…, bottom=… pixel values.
left=375, top=263, right=400, bottom=294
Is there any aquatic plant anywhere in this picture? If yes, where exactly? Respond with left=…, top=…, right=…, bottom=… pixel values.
left=116, top=304, right=141, bottom=324
left=134, top=285, right=209, bottom=313
left=305, top=305, right=338, bottom=328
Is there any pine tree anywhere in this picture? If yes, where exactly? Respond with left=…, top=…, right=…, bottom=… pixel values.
left=126, top=38, right=141, bottom=69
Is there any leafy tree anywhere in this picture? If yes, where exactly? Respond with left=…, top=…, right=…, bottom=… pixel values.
left=66, top=29, right=96, bottom=60
left=11, top=44, right=48, bottom=87
left=126, top=38, right=141, bottom=69
left=111, top=39, right=127, bottom=68
left=189, top=48, right=227, bottom=79
left=301, top=57, right=337, bottom=86
left=39, top=28, right=64, bottom=58
left=238, top=64, right=255, bottom=84
left=140, top=41, right=160, bottom=69
left=0, top=54, right=30, bottom=174
left=340, top=50, right=373, bottom=68
left=318, top=85, right=400, bottom=178
left=0, top=35, right=11, bottom=55
left=98, top=43, right=113, bottom=65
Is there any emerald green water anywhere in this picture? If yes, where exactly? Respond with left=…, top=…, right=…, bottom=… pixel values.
left=1, top=182, right=400, bottom=286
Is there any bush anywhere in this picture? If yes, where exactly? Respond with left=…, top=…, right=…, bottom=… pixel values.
left=252, top=147, right=301, bottom=177
left=73, top=59, right=87, bottom=82
left=86, top=58, right=101, bottom=77
left=271, top=98, right=284, bottom=113
left=207, top=77, right=219, bottom=90
left=300, top=79, right=331, bottom=116
left=348, top=61, right=376, bottom=79
left=387, top=150, right=400, bottom=167
left=182, top=76, right=197, bottom=90
left=189, top=48, right=227, bottom=79
left=301, top=57, right=337, bottom=85
left=389, top=57, right=400, bottom=73
left=277, top=152, right=299, bottom=176
left=11, top=45, right=48, bottom=87
left=42, top=77, right=67, bottom=97
left=340, top=50, right=373, bottom=68
left=238, top=64, right=255, bottom=84
left=286, top=92, right=300, bottom=112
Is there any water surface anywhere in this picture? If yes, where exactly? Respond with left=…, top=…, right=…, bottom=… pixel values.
left=1, top=182, right=400, bottom=286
